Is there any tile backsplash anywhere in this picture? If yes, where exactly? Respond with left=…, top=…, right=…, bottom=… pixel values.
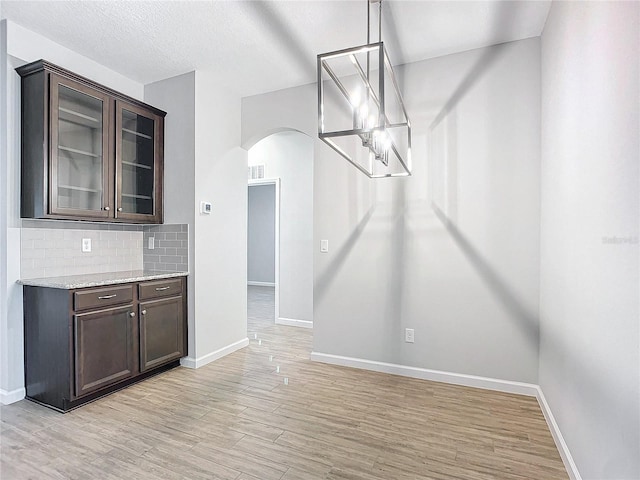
left=142, top=224, right=189, bottom=272
left=20, top=220, right=189, bottom=279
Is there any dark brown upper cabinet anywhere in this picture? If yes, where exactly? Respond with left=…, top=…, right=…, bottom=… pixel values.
left=17, top=60, right=165, bottom=223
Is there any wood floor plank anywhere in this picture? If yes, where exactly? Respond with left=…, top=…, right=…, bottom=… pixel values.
left=275, top=430, right=377, bottom=469
left=0, top=286, right=568, bottom=480
left=91, top=447, right=191, bottom=480
left=141, top=445, right=243, bottom=480
left=235, top=434, right=333, bottom=477
left=189, top=440, right=288, bottom=480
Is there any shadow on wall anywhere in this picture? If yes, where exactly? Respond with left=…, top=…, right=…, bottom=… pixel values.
left=429, top=41, right=510, bottom=132
left=432, top=204, right=538, bottom=342
left=427, top=41, right=513, bottom=223
left=314, top=204, right=376, bottom=306
left=385, top=179, right=408, bottom=360
left=425, top=0, right=535, bottom=332
left=427, top=0, right=526, bottom=130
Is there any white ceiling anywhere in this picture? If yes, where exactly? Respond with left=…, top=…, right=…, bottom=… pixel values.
left=1, top=0, right=551, bottom=97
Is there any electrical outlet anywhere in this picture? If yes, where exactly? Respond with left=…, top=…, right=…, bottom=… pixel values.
left=148, top=236, right=155, bottom=250
left=405, top=328, right=414, bottom=343
left=81, top=238, right=91, bottom=253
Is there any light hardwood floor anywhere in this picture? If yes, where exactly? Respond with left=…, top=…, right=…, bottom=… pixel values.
left=1, top=286, right=568, bottom=479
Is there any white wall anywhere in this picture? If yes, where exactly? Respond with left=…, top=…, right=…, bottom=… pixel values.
left=144, top=71, right=196, bottom=359
left=540, top=2, right=639, bottom=478
left=0, top=21, right=22, bottom=403
left=248, top=184, right=276, bottom=284
left=145, top=68, right=249, bottom=366
left=242, top=38, right=541, bottom=383
left=193, top=69, right=248, bottom=362
left=248, top=131, right=313, bottom=323
left=0, top=19, right=145, bottom=404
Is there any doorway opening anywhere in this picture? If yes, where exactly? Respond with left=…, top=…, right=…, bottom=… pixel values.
left=248, top=179, right=280, bottom=330
left=246, top=131, right=313, bottom=334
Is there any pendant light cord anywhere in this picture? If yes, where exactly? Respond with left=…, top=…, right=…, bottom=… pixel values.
left=366, top=0, right=370, bottom=82
left=367, top=0, right=370, bottom=44
left=367, top=0, right=383, bottom=44
left=366, top=0, right=383, bottom=82
left=378, top=0, right=382, bottom=42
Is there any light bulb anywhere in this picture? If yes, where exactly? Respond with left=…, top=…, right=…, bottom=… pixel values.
left=382, top=132, right=391, bottom=151
left=359, top=104, right=369, bottom=121
left=350, top=88, right=361, bottom=108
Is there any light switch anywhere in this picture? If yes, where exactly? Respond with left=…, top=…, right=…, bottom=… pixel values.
left=82, top=238, right=91, bottom=253
left=148, top=236, right=154, bottom=250
left=320, top=239, right=329, bottom=253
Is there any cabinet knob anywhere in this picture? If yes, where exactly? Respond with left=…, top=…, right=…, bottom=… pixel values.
left=104, top=206, right=110, bottom=211
left=118, top=207, right=123, bottom=212
left=129, top=312, right=135, bottom=317
left=141, top=309, right=147, bottom=315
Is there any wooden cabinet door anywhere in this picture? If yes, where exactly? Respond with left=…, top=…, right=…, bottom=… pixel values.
left=74, top=305, right=134, bottom=398
left=139, top=296, right=184, bottom=372
left=115, top=100, right=164, bottom=224
left=49, top=74, right=113, bottom=219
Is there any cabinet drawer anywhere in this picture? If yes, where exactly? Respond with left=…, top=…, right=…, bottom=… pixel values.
left=139, top=278, right=183, bottom=300
left=74, top=285, right=133, bottom=311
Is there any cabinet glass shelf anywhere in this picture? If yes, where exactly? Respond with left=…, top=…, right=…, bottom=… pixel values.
left=59, top=107, right=100, bottom=128
left=122, top=128, right=152, bottom=140
left=122, top=160, right=152, bottom=170
left=59, top=184, right=100, bottom=193
left=59, top=145, right=101, bottom=158
left=122, top=193, right=152, bottom=200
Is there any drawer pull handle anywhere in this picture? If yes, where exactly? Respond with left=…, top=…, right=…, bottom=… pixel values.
left=155, top=286, right=171, bottom=291
left=129, top=312, right=135, bottom=318
left=141, top=309, right=147, bottom=315
left=98, top=294, right=117, bottom=299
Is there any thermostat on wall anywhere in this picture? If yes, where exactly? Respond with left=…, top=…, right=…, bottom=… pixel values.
left=200, top=201, right=212, bottom=214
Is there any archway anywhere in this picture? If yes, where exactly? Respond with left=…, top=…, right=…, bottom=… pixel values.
left=246, top=130, right=314, bottom=331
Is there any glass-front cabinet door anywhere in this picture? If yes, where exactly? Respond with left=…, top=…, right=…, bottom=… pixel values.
left=50, top=75, right=111, bottom=218
left=115, top=101, right=163, bottom=223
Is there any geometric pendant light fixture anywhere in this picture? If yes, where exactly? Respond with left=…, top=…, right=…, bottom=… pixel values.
left=317, top=0, right=411, bottom=177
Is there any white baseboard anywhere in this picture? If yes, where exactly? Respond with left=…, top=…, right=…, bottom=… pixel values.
left=276, top=317, right=313, bottom=329
left=0, top=387, right=26, bottom=405
left=247, top=281, right=275, bottom=287
left=309, top=352, right=539, bottom=397
left=180, top=338, right=250, bottom=369
left=535, top=387, right=582, bottom=480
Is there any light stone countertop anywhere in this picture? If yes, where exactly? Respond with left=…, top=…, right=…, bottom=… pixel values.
left=18, top=270, right=189, bottom=290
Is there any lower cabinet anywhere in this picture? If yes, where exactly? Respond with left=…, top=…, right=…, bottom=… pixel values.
left=23, top=276, right=187, bottom=412
left=74, top=305, right=135, bottom=397
left=139, top=296, right=184, bottom=372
